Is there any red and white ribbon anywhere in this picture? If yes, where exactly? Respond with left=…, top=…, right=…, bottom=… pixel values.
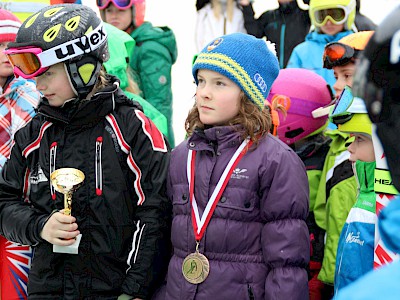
left=187, top=138, right=252, bottom=241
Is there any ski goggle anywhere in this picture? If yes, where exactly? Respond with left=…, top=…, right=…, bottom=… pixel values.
left=4, top=47, right=50, bottom=79
left=5, top=23, right=107, bottom=79
left=330, top=85, right=355, bottom=125
left=97, top=0, right=137, bottom=10
left=313, top=6, right=350, bottom=26
left=323, top=42, right=358, bottom=69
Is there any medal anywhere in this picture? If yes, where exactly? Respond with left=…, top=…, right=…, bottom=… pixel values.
left=182, top=242, right=210, bottom=284
left=183, top=138, right=252, bottom=284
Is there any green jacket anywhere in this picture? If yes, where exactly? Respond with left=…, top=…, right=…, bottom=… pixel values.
left=313, top=130, right=358, bottom=285
left=103, top=23, right=169, bottom=139
left=296, top=134, right=331, bottom=270
left=130, top=22, right=178, bottom=147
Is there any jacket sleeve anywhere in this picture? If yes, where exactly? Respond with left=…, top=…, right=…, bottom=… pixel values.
left=136, top=40, right=175, bottom=123
left=318, top=174, right=357, bottom=284
left=120, top=110, right=172, bottom=299
left=241, top=4, right=265, bottom=38
left=194, top=6, right=207, bottom=53
left=0, top=126, right=47, bottom=246
left=260, top=147, right=310, bottom=300
left=135, top=38, right=176, bottom=146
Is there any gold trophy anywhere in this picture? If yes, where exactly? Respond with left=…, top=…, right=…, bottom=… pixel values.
left=50, top=168, right=85, bottom=216
left=50, top=168, right=85, bottom=254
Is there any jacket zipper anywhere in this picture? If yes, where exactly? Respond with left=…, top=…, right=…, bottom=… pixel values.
left=49, top=142, right=57, bottom=200
left=248, top=284, right=254, bottom=300
left=95, top=137, right=103, bottom=196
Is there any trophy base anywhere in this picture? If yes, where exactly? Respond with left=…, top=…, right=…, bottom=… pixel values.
left=53, top=234, right=82, bottom=254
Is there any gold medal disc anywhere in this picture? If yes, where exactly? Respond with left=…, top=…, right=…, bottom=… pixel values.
left=182, top=252, right=210, bottom=284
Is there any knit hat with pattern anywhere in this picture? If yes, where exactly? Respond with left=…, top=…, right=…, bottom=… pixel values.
left=192, top=33, right=279, bottom=110
left=0, top=9, right=21, bottom=43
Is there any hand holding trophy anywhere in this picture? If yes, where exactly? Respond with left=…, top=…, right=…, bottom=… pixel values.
left=50, top=168, right=85, bottom=254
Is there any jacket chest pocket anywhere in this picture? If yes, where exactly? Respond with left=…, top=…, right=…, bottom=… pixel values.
left=171, top=184, right=190, bottom=216
left=216, top=186, right=257, bottom=212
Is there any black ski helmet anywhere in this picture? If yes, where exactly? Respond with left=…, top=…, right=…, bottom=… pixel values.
left=9, top=4, right=109, bottom=98
left=352, top=5, right=400, bottom=190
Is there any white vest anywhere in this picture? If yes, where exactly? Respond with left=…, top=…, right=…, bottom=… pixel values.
left=195, top=3, right=247, bottom=52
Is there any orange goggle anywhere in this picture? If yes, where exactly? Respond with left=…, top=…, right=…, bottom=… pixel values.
left=4, top=47, right=49, bottom=79
left=5, top=23, right=107, bottom=79
left=323, top=42, right=358, bottom=69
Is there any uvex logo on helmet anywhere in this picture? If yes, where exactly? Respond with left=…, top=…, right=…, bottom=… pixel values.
left=54, top=25, right=107, bottom=60
left=254, top=73, right=268, bottom=93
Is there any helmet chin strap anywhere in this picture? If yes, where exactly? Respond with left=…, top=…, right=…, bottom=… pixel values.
left=65, top=56, right=102, bottom=99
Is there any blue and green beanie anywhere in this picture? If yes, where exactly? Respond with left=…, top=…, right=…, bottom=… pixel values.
left=192, top=33, right=279, bottom=110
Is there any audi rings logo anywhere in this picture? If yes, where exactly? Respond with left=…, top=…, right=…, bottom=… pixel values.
left=254, top=73, right=268, bottom=92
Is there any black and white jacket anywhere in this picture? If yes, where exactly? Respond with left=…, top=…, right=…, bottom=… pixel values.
left=0, top=76, right=171, bottom=299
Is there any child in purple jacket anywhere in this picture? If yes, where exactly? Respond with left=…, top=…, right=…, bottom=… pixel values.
left=162, top=33, right=310, bottom=299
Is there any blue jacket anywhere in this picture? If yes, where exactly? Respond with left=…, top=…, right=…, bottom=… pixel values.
left=335, top=196, right=400, bottom=300
left=287, top=30, right=353, bottom=91
left=334, top=160, right=376, bottom=294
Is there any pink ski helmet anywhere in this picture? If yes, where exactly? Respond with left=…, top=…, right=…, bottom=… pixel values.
left=267, top=68, right=333, bottom=145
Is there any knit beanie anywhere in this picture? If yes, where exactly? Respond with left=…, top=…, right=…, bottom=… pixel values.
left=0, top=9, right=21, bottom=43
left=192, top=33, right=279, bottom=110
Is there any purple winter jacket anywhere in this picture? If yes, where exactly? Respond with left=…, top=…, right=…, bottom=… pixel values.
left=164, top=126, right=309, bottom=300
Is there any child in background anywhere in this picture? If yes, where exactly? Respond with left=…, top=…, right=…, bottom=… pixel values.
left=97, top=0, right=177, bottom=147
left=103, top=22, right=169, bottom=138
left=334, top=8, right=400, bottom=298
left=267, top=68, right=333, bottom=300
left=0, top=5, right=170, bottom=299
left=163, top=33, right=309, bottom=299
left=0, top=8, right=40, bottom=300
left=195, top=0, right=247, bottom=52
left=330, top=87, right=376, bottom=295
left=311, top=31, right=373, bottom=296
left=287, top=0, right=356, bottom=92
left=240, top=0, right=311, bottom=69
left=324, top=31, right=374, bottom=98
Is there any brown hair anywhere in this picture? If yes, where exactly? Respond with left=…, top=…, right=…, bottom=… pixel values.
left=212, top=0, right=234, bottom=22
left=185, top=92, right=272, bottom=145
left=125, top=67, right=142, bottom=95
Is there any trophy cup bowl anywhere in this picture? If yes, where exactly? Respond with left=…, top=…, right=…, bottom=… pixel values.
left=50, top=168, right=85, bottom=216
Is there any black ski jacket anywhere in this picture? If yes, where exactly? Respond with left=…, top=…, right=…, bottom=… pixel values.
left=0, top=77, right=171, bottom=299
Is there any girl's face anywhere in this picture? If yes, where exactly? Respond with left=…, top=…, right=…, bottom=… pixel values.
left=333, top=63, right=356, bottom=98
left=35, top=63, right=76, bottom=107
left=319, top=20, right=345, bottom=35
left=196, top=69, right=241, bottom=126
left=104, top=3, right=132, bottom=31
left=347, top=133, right=375, bottom=162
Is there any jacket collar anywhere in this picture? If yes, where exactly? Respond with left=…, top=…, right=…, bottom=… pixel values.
left=188, top=125, right=244, bottom=152
left=37, top=75, right=133, bottom=127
